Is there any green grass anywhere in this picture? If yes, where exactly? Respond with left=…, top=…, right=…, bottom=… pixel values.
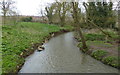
left=86, top=41, right=113, bottom=47
left=83, top=29, right=119, bottom=42
left=91, top=50, right=108, bottom=60
left=77, top=40, right=113, bottom=49
left=60, top=25, right=74, bottom=31
left=102, top=56, right=119, bottom=68
left=84, top=33, right=105, bottom=41
left=77, top=28, right=119, bottom=68
left=2, top=22, right=73, bottom=73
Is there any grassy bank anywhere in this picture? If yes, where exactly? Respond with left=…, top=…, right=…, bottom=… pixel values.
left=77, top=29, right=119, bottom=68
left=2, top=22, right=73, bottom=73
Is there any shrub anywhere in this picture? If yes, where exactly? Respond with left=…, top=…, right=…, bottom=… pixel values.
left=91, top=50, right=108, bottom=60
left=77, top=42, right=89, bottom=52
left=102, top=56, right=119, bottom=68
left=21, top=17, right=33, bottom=22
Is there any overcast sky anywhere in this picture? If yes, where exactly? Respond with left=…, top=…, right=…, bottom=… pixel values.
left=15, top=0, right=55, bottom=16
left=13, top=0, right=119, bottom=16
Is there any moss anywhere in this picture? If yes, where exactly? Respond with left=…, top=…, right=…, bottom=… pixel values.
left=91, top=50, right=108, bottom=60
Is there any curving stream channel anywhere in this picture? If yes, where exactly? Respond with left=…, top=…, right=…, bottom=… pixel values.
left=19, top=32, right=118, bottom=73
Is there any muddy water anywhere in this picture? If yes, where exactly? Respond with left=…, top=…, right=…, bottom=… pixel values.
left=19, top=32, right=118, bottom=73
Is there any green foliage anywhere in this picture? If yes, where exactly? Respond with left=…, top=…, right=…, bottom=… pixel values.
left=21, top=17, right=33, bottom=22
left=60, top=25, right=74, bottom=31
left=2, top=22, right=71, bottom=73
left=85, top=33, right=105, bottom=41
left=77, top=42, right=89, bottom=52
left=2, top=54, right=24, bottom=73
left=91, top=50, right=108, bottom=60
left=118, top=46, right=120, bottom=51
left=77, top=42, right=82, bottom=48
left=102, top=56, right=119, bottom=68
left=83, top=2, right=117, bottom=29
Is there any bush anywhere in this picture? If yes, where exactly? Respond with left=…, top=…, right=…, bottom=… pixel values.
left=21, top=17, right=33, bottom=22
left=85, top=33, right=105, bottom=41
left=102, top=56, right=119, bottom=68
left=91, top=50, right=108, bottom=60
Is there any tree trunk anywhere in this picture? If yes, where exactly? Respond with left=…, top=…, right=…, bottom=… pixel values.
left=88, top=19, right=112, bottom=38
left=60, top=16, right=65, bottom=27
left=77, top=24, right=88, bottom=49
left=72, top=2, right=88, bottom=50
left=3, top=12, right=6, bottom=25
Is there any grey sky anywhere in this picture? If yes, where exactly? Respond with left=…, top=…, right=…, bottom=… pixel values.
left=13, top=0, right=119, bottom=16
left=15, top=0, right=55, bottom=16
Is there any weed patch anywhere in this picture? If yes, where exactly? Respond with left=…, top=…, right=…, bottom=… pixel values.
left=102, top=56, right=119, bottom=68
left=91, top=50, right=108, bottom=60
left=85, top=33, right=105, bottom=41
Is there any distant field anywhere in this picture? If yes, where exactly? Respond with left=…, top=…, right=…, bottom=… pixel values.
left=2, top=22, right=73, bottom=73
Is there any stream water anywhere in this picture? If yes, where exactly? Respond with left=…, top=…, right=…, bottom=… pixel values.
left=19, top=32, right=118, bottom=73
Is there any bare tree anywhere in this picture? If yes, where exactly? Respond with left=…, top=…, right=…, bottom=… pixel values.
left=56, top=2, right=70, bottom=26
left=9, top=10, right=19, bottom=25
left=0, top=0, right=15, bottom=25
left=40, top=9, right=45, bottom=22
left=38, top=8, right=46, bottom=23
left=45, top=3, right=56, bottom=24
